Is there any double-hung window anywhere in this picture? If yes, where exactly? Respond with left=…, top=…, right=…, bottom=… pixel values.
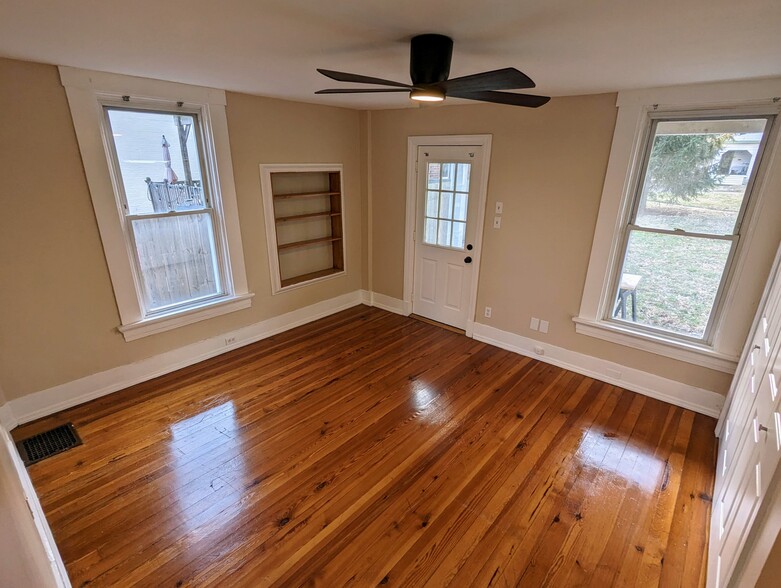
left=61, top=68, right=251, bottom=341
left=576, top=83, right=781, bottom=372
left=610, top=115, right=773, bottom=343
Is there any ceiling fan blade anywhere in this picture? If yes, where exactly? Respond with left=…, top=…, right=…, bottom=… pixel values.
left=316, top=88, right=410, bottom=94
left=317, top=69, right=412, bottom=89
left=449, top=90, right=550, bottom=108
left=441, top=68, right=535, bottom=93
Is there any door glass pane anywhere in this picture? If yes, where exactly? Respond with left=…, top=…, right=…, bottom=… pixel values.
left=424, top=218, right=437, bottom=245
left=105, top=108, right=207, bottom=215
left=441, top=163, right=456, bottom=191
left=131, top=212, right=221, bottom=311
left=614, top=230, right=732, bottom=338
left=453, top=193, right=468, bottom=221
left=437, top=220, right=452, bottom=247
left=439, top=192, right=454, bottom=219
left=426, top=191, right=439, bottom=217
left=456, top=163, right=471, bottom=192
left=427, top=163, right=441, bottom=189
left=452, top=221, right=466, bottom=249
left=635, top=118, right=767, bottom=235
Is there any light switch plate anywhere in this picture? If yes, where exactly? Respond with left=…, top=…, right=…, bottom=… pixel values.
left=530, top=317, right=540, bottom=331
left=495, top=201, right=504, bottom=214
left=539, top=320, right=549, bottom=334
left=493, top=216, right=501, bottom=229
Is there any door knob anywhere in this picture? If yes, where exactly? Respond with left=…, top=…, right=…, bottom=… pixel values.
left=466, top=244, right=473, bottom=251
left=464, top=256, right=472, bottom=264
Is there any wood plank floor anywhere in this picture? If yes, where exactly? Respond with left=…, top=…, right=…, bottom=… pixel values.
left=14, top=306, right=717, bottom=587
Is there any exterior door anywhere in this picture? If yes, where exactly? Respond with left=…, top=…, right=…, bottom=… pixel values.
left=412, top=145, right=484, bottom=329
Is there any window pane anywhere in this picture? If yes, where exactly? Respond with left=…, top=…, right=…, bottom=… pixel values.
left=452, top=221, right=466, bottom=249
left=426, top=191, right=439, bottom=217
left=106, top=109, right=206, bottom=215
left=456, top=163, right=471, bottom=192
left=453, top=193, right=468, bottom=221
left=437, top=220, right=452, bottom=247
left=439, top=192, right=454, bottom=219
left=614, top=230, right=732, bottom=338
left=427, top=163, right=441, bottom=190
left=441, top=163, right=456, bottom=191
left=635, top=118, right=767, bottom=235
left=131, top=213, right=221, bottom=310
left=424, top=218, right=437, bottom=244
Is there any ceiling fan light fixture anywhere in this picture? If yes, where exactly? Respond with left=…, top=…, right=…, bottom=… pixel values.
left=410, top=88, right=445, bottom=102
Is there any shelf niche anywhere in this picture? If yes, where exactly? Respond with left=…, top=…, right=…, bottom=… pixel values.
left=260, top=164, right=345, bottom=293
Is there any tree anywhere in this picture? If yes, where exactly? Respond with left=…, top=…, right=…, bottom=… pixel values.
left=644, top=133, right=732, bottom=203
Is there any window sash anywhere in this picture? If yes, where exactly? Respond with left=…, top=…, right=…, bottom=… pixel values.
left=102, top=103, right=230, bottom=317
left=604, top=113, right=775, bottom=344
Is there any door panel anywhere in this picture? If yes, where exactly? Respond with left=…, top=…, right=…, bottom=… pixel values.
left=412, top=145, right=484, bottom=329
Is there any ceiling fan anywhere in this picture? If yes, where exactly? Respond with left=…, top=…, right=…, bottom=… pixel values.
left=316, top=34, right=550, bottom=108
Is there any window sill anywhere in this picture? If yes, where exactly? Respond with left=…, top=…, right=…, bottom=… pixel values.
left=118, top=293, right=254, bottom=342
left=572, top=317, right=738, bottom=373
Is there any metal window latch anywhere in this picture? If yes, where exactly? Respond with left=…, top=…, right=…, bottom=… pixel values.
left=759, top=424, right=769, bottom=433
left=122, top=95, right=130, bottom=102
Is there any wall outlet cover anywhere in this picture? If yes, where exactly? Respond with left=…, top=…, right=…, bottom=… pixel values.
left=484, top=306, right=492, bottom=318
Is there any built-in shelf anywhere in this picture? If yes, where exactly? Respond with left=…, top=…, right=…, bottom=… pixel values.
left=260, top=164, right=346, bottom=293
left=275, top=211, right=341, bottom=223
left=277, top=236, right=343, bottom=250
left=280, top=267, right=342, bottom=288
left=273, top=190, right=340, bottom=200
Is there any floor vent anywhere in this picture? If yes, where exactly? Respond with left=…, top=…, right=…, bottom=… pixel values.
left=16, top=423, right=82, bottom=466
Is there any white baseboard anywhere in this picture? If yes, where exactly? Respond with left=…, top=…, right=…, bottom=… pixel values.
left=0, top=403, right=17, bottom=431
left=9, top=290, right=365, bottom=426
left=472, top=323, right=724, bottom=418
left=369, top=291, right=410, bottom=316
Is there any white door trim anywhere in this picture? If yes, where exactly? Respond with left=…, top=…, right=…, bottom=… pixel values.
left=403, top=134, right=492, bottom=337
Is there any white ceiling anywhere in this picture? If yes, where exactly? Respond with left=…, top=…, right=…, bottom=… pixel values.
left=1, top=0, right=780, bottom=109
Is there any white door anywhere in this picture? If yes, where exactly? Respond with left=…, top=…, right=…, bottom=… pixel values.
left=412, top=145, right=484, bottom=329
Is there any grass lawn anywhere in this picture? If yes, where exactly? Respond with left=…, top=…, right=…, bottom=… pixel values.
left=617, top=188, right=743, bottom=338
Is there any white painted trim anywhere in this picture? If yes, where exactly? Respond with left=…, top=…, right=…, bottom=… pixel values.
left=9, top=291, right=364, bottom=425
left=370, top=292, right=410, bottom=316
left=402, top=134, right=492, bottom=333
left=472, top=322, right=724, bottom=417
left=1, top=425, right=71, bottom=586
left=577, top=78, right=781, bottom=364
left=59, top=66, right=251, bottom=340
left=118, top=293, right=254, bottom=341
left=573, top=317, right=738, bottom=373
left=259, top=163, right=347, bottom=295
left=0, top=403, right=17, bottom=431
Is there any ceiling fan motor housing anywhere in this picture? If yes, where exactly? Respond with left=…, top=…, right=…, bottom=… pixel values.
left=410, top=34, right=453, bottom=85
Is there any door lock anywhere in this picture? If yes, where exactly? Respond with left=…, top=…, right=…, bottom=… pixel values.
left=464, top=256, right=473, bottom=264
left=466, top=244, right=473, bottom=251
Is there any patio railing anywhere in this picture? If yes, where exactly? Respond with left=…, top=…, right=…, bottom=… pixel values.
left=145, top=178, right=205, bottom=212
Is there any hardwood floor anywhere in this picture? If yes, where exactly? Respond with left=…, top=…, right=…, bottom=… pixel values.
left=14, top=306, right=717, bottom=587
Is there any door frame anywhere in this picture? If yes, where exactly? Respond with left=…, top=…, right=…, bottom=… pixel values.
left=403, top=134, right=492, bottom=337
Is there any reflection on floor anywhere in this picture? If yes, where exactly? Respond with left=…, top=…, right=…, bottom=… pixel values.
left=14, top=305, right=716, bottom=587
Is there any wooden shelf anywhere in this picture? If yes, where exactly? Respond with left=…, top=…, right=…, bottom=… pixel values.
left=273, top=191, right=340, bottom=200
left=277, top=236, right=342, bottom=250
left=275, top=211, right=341, bottom=223
left=280, top=267, right=343, bottom=288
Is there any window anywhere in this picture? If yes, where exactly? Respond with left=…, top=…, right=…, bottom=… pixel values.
left=610, top=116, right=773, bottom=342
left=575, top=82, right=781, bottom=372
left=61, top=67, right=251, bottom=341
left=423, top=162, right=471, bottom=249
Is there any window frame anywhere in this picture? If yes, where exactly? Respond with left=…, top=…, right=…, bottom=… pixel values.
left=575, top=80, right=781, bottom=374
left=604, top=112, right=775, bottom=346
left=60, top=67, right=252, bottom=341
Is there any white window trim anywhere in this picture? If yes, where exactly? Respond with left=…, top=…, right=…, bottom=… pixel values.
left=60, top=67, right=252, bottom=341
left=575, top=79, right=781, bottom=374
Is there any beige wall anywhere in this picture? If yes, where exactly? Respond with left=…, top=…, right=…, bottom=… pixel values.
left=0, top=427, right=60, bottom=587
left=368, top=96, right=757, bottom=394
left=0, top=58, right=365, bottom=400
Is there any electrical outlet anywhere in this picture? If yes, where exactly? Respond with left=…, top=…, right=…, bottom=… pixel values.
left=225, top=336, right=236, bottom=346
left=539, top=320, right=549, bottom=334
left=530, top=317, right=540, bottom=331
left=534, top=346, right=545, bottom=356
left=495, top=201, right=504, bottom=214
left=484, top=306, right=492, bottom=318
left=493, top=216, right=501, bottom=229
